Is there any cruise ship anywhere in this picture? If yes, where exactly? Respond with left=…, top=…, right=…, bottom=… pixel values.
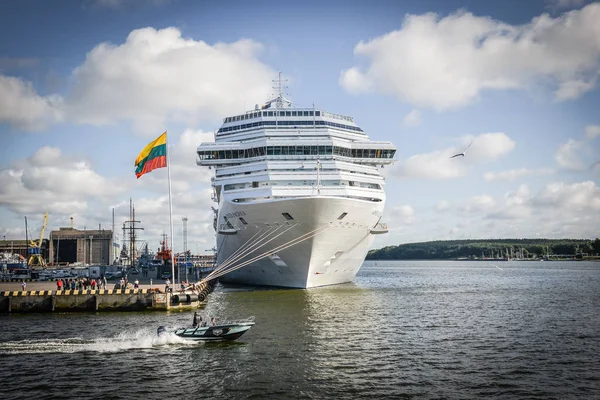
left=196, top=83, right=396, bottom=288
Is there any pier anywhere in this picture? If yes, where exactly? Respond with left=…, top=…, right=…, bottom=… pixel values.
left=0, top=280, right=216, bottom=313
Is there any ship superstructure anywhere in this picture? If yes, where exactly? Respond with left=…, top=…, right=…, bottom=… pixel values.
left=196, top=79, right=395, bottom=288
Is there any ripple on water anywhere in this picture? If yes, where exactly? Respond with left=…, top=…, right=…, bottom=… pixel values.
left=1, top=261, right=600, bottom=399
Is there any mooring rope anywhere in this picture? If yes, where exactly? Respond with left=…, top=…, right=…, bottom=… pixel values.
left=216, top=223, right=299, bottom=273
left=216, top=224, right=295, bottom=272
left=217, top=226, right=271, bottom=270
left=202, top=222, right=335, bottom=282
left=206, top=223, right=335, bottom=281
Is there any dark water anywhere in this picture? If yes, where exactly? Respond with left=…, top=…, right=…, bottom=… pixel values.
left=1, top=260, right=599, bottom=399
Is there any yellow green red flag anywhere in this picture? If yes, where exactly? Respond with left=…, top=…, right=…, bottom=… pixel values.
left=135, top=132, right=167, bottom=178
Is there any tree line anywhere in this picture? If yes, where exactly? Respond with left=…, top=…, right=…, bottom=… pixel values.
left=366, top=238, right=600, bottom=260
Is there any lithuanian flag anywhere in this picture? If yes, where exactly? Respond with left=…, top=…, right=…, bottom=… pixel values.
left=135, top=132, right=167, bottom=178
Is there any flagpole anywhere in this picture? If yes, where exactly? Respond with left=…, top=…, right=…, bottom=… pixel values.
left=166, top=131, right=176, bottom=291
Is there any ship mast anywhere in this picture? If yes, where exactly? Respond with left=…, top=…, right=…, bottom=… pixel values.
left=272, top=72, right=291, bottom=109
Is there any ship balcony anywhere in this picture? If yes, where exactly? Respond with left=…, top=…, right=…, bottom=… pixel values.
left=370, top=222, right=388, bottom=234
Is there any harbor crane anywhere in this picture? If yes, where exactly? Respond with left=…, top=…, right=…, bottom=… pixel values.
left=28, top=212, right=48, bottom=268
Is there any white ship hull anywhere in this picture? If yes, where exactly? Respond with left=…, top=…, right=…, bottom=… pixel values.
left=216, top=196, right=383, bottom=288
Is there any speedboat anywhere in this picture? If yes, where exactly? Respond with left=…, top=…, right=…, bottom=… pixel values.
left=157, top=317, right=255, bottom=341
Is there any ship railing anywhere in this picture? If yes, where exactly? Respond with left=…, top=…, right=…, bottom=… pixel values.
left=370, top=222, right=388, bottom=234
left=218, top=224, right=239, bottom=235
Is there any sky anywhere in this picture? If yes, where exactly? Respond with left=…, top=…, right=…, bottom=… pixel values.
left=1, top=0, right=599, bottom=255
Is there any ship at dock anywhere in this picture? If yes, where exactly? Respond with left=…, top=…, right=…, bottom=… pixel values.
left=196, top=77, right=395, bottom=288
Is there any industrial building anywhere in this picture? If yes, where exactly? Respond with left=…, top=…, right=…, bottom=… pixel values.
left=49, top=228, right=113, bottom=265
left=0, top=239, right=49, bottom=261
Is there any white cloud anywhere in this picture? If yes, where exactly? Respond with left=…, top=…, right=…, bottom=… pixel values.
left=555, top=139, right=585, bottom=170
left=403, top=109, right=422, bottom=127
left=340, top=4, right=600, bottom=110
left=554, top=77, right=597, bottom=101
left=435, top=200, right=450, bottom=212
left=585, top=125, right=600, bottom=139
left=0, top=27, right=274, bottom=134
left=484, top=168, right=554, bottom=181
left=485, top=182, right=600, bottom=229
left=340, top=67, right=372, bottom=94
left=0, top=147, right=126, bottom=215
left=386, top=204, right=416, bottom=225
left=393, top=149, right=466, bottom=179
left=0, top=75, right=63, bottom=130
left=392, top=132, right=515, bottom=179
left=376, top=181, right=600, bottom=247
left=461, top=194, right=496, bottom=213
left=491, top=184, right=533, bottom=220
left=533, top=181, right=600, bottom=211
left=467, top=133, right=516, bottom=161
left=459, top=181, right=599, bottom=237
left=377, top=180, right=600, bottom=245
left=66, top=28, right=273, bottom=134
left=506, top=184, right=531, bottom=206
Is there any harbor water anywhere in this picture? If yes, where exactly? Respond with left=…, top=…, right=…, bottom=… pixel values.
left=1, top=260, right=599, bottom=399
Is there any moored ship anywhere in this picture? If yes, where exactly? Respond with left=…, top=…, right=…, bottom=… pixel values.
left=0, top=252, right=28, bottom=271
left=196, top=78, right=395, bottom=288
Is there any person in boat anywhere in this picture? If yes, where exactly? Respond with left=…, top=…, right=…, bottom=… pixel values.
left=211, top=317, right=217, bottom=326
left=192, top=312, right=199, bottom=328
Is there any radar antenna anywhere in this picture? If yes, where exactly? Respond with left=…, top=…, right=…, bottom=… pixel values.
left=271, top=71, right=292, bottom=109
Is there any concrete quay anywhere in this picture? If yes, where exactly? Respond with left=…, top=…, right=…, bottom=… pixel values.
left=0, top=279, right=216, bottom=313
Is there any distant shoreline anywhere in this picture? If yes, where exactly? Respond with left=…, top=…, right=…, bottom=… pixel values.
left=366, top=238, right=600, bottom=261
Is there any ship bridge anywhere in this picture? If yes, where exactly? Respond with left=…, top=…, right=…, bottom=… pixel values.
left=196, top=139, right=396, bottom=167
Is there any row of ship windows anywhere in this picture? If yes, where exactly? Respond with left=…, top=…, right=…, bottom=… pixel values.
left=216, top=168, right=383, bottom=179
left=198, top=146, right=396, bottom=160
left=223, top=180, right=382, bottom=191
left=230, top=195, right=382, bottom=203
left=217, top=119, right=364, bottom=134
left=225, top=110, right=321, bottom=123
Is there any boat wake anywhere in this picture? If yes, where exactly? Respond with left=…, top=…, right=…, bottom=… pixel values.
left=0, top=328, right=198, bottom=355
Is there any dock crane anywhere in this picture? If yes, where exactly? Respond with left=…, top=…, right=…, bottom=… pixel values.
left=28, top=212, right=48, bottom=268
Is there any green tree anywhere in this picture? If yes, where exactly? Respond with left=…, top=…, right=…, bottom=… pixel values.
left=592, top=238, right=600, bottom=256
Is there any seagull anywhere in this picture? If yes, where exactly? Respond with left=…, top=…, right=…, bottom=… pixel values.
left=450, top=142, right=472, bottom=159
